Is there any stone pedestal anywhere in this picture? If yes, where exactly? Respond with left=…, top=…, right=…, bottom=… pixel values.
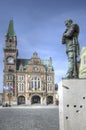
left=58, top=79, right=86, bottom=130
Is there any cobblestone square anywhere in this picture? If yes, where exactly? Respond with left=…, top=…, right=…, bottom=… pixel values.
left=0, top=106, right=59, bottom=130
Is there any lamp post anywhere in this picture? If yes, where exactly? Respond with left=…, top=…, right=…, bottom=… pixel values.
left=42, top=67, right=48, bottom=105
left=8, top=91, right=12, bottom=106
left=7, top=86, right=13, bottom=106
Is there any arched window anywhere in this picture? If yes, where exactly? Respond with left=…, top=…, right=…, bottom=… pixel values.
left=30, top=77, right=41, bottom=90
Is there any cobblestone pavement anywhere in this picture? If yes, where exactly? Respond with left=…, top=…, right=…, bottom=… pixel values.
left=0, top=106, right=59, bottom=130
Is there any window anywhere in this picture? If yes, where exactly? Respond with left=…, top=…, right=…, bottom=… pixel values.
left=19, top=83, right=24, bottom=92
left=9, top=38, right=12, bottom=42
left=18, top=76, right=24, bottom=81
left=33, top=66, right=39, bottom=72
left=47, top=76, right=52, bottom=81
left=8, top=75, right=13, bottom=80
left=48, top=83, right=52, bottom=91
left=8, top=66, right=14, bottom=72
left=8, top=82, right=13, bottom=87
left=30, top=77, right=41, bottom=89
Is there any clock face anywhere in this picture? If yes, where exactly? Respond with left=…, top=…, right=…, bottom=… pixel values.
left=7, top=56, right=14, bottom=64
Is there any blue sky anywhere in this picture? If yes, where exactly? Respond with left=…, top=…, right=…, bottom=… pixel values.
left=0, top=0, right=86, bottom=92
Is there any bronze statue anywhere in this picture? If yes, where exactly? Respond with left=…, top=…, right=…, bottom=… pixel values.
left=62, top=19, right=80, bottom=78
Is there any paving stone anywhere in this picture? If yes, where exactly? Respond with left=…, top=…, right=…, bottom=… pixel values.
left=0, top=107, right=59, bottom=130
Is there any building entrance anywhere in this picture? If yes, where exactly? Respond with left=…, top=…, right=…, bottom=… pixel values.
left=31, top=95, right=40, bottom=104
left=47, top=96, right=53, bottom=104
left=18, top=96, right=25, bottom=105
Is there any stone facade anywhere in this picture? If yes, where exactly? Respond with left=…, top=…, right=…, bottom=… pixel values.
left=79, top=46, right=86, bottom=78
left=3, top=20, right=55, bottom=106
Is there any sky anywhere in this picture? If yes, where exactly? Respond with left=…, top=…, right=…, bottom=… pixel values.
left=0, top=0, right=86, bottom=92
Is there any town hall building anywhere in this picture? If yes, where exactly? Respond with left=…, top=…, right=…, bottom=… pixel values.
left=3, top=20, right=55, bottom=106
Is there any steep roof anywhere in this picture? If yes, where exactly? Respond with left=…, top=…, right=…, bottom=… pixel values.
left=6, top=19, right=16, bottom=37
left=41, top=59, right=54, bottom=71
left=41, top=59, right=52, bottom=66
left=16, top=59, right=29, bottom=70
left=16, top=56, right=54, bottom=71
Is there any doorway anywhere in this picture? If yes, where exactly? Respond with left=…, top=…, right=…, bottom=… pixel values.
left=31, top=95, right=40, bottom=104
left=18, top=96, right=25, bottom=105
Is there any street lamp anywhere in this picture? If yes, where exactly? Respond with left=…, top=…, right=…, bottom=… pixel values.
left=7, top=88, right=12, bottom=106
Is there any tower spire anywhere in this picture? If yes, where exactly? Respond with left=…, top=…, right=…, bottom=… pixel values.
left=7, top=19, right=16, bottom=37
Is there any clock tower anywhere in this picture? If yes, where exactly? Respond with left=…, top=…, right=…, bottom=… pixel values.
left=3, top=19, right=18, bottom=105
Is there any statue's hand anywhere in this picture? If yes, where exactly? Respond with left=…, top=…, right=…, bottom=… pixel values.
left=63, top=32, right=68, bottom=37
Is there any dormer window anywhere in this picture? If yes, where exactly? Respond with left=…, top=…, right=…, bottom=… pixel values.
left=19, top=64, right=23, bottom=72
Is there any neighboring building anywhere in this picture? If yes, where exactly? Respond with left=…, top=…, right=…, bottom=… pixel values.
left=3, top=20, right=55, bottom=105
left=0, top=93, right=3, bottom=105
left=55, top=83, right=58, bottom=91
left=79, top=46, right=86, bottom=78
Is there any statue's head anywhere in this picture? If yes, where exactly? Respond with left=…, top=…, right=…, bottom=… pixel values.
left=65, top=19, right=73, bottom=28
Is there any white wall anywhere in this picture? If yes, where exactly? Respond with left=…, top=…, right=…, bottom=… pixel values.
left=58, top=79, right=86, bottom=130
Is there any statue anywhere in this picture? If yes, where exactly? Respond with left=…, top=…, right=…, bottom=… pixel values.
left=62, top=19, right=80, bottom=78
